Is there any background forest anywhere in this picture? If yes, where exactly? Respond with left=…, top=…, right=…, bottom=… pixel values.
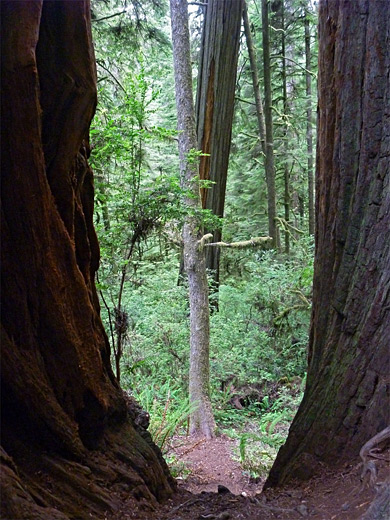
left=90, top=0, right=317, bottom=477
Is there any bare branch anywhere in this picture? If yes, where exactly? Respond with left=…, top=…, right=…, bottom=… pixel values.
left=270, top=54, right=317, bottom=77
left=92, top=10, right=127, bottom=23
left=96, top=60, right=127, bottom=94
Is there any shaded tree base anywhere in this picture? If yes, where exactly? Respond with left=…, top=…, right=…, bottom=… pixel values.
left=1, top=421, right=176, bottom=520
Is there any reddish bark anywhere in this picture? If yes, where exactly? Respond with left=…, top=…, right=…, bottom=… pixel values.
left=196, top=0, right=243, bottom=285
left=266, top=0, right=390, bottom=487
left=0, top=1, right=174, bottom=518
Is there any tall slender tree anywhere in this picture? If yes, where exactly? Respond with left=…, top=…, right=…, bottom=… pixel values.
left=305, top=6, right=315, bottom=236
left=281, top=0, right=291, bottom=254
left=243, top=1, right=266, bottom=158
left=262, top=0, right=280, bottom=249
left=196, top=0, right=244, bottom=289
left=266, top=0, right=390, bottom=487
left=170, top=0, right=215, bottom=438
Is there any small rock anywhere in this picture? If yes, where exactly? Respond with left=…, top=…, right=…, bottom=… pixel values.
left=216, top=513, right=231, bottom=520
left=217, top=484, right=231, bottom=494
left=296, top=503, right=309, bottom=517
left=341, top=503, right=350, bottom=511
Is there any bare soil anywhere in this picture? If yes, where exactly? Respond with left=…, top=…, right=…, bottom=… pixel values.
left=108, top=433, right=389, bottom=519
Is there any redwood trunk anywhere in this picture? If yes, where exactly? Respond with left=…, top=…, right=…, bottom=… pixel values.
left=196, top=0, right=243, bottom=287
left=266, top=0, right=390, bottom=487
left=1, top=2, right=174, bottom=518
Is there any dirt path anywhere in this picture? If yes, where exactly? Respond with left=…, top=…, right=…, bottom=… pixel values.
left=109, top=433, right=387, bottom=519
left=168, top=433, right=261, bottom=496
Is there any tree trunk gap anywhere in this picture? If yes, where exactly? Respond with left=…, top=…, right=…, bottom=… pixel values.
left=266, top=0, right=390, bottom=487
left=1, top=2, right=175, bottom=518
left=1, top=0, right=389, bottom=517
left=170, top=0, right=216, bottom=440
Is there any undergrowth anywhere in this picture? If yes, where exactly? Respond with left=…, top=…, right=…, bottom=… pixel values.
left=109, top=240, right=312, bottom=477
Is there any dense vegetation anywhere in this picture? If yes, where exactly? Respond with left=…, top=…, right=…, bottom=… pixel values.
left=90, top=0, right=317, bottom=476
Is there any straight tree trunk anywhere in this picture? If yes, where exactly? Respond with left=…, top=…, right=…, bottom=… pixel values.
left=243, top=1, right=266, bottom=157
left=266, top=0, right=390, bottom=487
left=170, top=0, right=216, bottom=439
left=305, top=9, right=315, bottom=236
left=281, top=0, right=290, bottom=254
left=196, top=0, right=243, bottom=289
left=0, top=2, right=175, bottom=517
left=262, top=0, right=280, bottom=249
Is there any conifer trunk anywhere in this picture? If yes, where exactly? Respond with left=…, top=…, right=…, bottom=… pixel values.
left=281, top=0, right=290, bottom=254
left=266, top=0, right=390, bottom=487
left=196, top=0, right=243, bottom=289
left=262, top=0, right=280, bottom=249
left=243, top=0, right=266, bottom=156
left=305, top=9, right=315, bottom=236
left=170, top=0, right=216, bottom=439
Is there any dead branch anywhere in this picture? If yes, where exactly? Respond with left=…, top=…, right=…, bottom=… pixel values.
left=177, top=438, right=206, bottom=458
left=200, top=235, right=272, bottom=250
left=291, top=289, right=312, bottom=307
left=275, top=216, right=304, bottom=235
left=92, top=10, right=127, bottom=23
left=274, top=304, right=310, bottom=325
left=170, top=497, right=202, bottom=515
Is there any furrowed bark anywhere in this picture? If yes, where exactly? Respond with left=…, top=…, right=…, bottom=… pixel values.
left=1, top=2, right=175, bottom=517
left=266, top=0, right=390, bottom=488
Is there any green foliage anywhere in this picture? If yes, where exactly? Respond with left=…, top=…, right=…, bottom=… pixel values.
left=90, top=0, right=317, bottom=478
left=234, top=380, right=305, bottom=478
left=132, top=381, right=197, bottom=451
left=226, top=0, right=319, bottom=243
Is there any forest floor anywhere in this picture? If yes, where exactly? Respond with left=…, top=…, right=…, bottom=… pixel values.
left=108, top=433, right=387, bottom=520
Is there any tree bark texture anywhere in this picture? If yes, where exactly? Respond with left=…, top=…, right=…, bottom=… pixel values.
left=196, top=0, right=243, bottom=286
left=262, top=0, right=280, bottom=249
left=243, top=1, right=266, bottom=157
left=0, top=1, right=175, bottom=518
left=305, top=10, right=315, bottom=236
left=281, top=0, right=290, bottom=254
left=170, top=0, right=216, bottom=439
left=266, top=0, right=390, bottom=487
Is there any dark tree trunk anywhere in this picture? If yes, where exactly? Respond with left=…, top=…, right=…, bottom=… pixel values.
left=0, top=2, right=175, bottom=518
left=243, top=1, right=266, bottom=157
left=196, top=0, right=243, bottom=289
left=305, top=9, right=315, bottom=236
left=281, top=0, right=290, bottom=254
left=261, top=0, right=280, bottom=249
left=266, top=0, right=390, bottom=487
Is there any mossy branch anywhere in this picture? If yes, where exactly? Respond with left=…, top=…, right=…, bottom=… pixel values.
left=291, top=289, right=311, bottom=307
left=274, top=304, right=310, bottom=326
left=275, top=217, right=304, bottom=236
left=198, top=235, right=272, bottom=251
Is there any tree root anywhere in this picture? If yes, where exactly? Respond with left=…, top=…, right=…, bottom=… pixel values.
left=360, top=425, right=390, bottom=488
